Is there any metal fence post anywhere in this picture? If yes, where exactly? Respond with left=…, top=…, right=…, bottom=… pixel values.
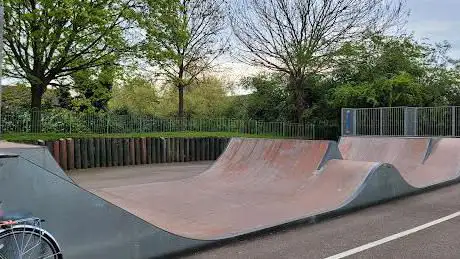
left=106, top=114, right=110, bottom=134
left=452, top=106, right=456, bottom=136
left=340, top=108, right=344, bottom=137
left=414, top=107, right=418, bottom=137
left=341, top=108, right=356, bottom=136
left=352, top=109, right=357, bottom=136
left=404, top=107, right=409, bottom=136
left=379, top=108, right=383, bottom=136
left=404, top=107, right=417, bottom=136
left=312, top=124, right=316, bottom=140
left=69, top=112, right=72, bottom=134
left=0, top=5, right=4, bottom=136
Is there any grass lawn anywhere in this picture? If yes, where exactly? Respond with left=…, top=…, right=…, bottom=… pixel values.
left=2, top=131, right=289, bottom=142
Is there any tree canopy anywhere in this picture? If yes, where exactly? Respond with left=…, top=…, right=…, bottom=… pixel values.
left=4, top=0, right=460, bottom=131
left=328, top=35, right=460, bottom=108
left=230, top=0, right=407, bottom=121
left=140, top=0, right=228, bottom=118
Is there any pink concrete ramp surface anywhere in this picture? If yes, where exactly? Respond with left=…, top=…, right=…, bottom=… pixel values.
left=339, top=137, right=460, bottom=188
left=407, top=138, right=460, bottom=188
left=339, top=136, right=430, bottom=174
left=89, top=138, right=409, bottom=240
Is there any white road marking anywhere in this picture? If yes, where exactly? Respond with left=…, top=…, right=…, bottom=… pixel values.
left=324, top=211, right=460, bottom=259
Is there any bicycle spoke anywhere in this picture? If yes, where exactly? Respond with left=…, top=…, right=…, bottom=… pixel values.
left=37, top=251, right=61, bottom=259
left=21, top=237, right=42, bottom=256
left=22, top=229, right=34, bottom=257
left=0, top=223, right=61, bottom=259
left=11, top=226, right=22, bottom=255
left=21, top=225, right=26, bottom=255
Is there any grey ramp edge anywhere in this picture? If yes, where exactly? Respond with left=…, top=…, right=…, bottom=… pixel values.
left=0, top=145, right=71, bottom=181
left=318, top=141, right=342, bottom=169
left=0, top=156, right=209, bottom=259
left=338, top=163, right=417, bottom=211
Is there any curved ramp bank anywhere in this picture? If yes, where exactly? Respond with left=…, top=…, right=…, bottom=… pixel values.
left=88, top=138, right=413, bottom=241
left=91, top=138, right=343, bottom=239
left=408, top=138, right=460, bottom=188
left=2, top=137, right=460, bottom=257
left=339, top=137, right=460, bottom=188
left=0, top=142, right=71, bottom=181
left=0, top=153, right=210, bottom=259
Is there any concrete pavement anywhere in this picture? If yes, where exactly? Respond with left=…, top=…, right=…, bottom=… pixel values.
left=68, top=162, right=211, bottom=189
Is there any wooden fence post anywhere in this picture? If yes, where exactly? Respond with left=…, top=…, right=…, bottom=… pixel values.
left=94, top=138, right=100, bottom=168
left=74, top=139, right=81, bottom=169
left=67, top=138, right=75, bottom=170
left=81, top=139, right=88, bottom=169
left=52, top=141, right=60, bottom=165
left=88, top=138, right=95, bottom=168
left=59, top=139, right=67, bottom=170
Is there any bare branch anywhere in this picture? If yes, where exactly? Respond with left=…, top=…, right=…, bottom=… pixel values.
left=230, top=0, right=408, bottom=121
left=231, top=0, right=408, bottom=74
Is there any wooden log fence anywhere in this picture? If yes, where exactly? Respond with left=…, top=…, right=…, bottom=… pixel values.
left=36, top=137, right=230, bottom=171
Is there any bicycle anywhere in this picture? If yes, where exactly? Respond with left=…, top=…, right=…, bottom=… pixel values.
left=0, top=207, right=63, bottom=259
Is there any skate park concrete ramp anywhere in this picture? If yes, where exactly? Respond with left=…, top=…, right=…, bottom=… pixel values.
left=339, top=137, right=460, bottom=188
left=1, top=137, right=460, bottom=258
left=91, top=138, right=410, bottom=240
left=0, top=141, right=71, bottom=181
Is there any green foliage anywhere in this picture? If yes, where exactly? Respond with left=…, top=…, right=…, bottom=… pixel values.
left=109, top=75, right=231, bottom=118
left=139, top=0, right=227, bottom=117
left=223, top=95, right=250, bottom=119
left=2, top=84, right=58, bottom=112
left=140, top=0, right=227, bottom=83
left=159, top=76, right=232, bottom=118
left=3, top=0, right=137, bottom=111
left=330, top=72, right=426, bottom=108
left=239, top=73, right=289, bottom=121
left=109, top=76, right=160, bottom=115
left=231, top=73, right=338, bottom=124
left=71, top=66, right=119, bottom=113
left=328, top=34, right=460, bottom=109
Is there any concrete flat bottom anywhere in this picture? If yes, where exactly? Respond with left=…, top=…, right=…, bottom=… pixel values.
left=69, top=162, right=211, bottom=190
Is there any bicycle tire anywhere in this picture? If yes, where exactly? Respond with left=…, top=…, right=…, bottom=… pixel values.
left=0, top=224, right=62, bottom=259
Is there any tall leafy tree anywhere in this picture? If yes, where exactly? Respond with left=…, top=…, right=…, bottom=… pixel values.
left=3, top=0, right=138, bottom=130
left=141, top=0, right=228, bottom=118
left=230, top=0, right=407, bottom=122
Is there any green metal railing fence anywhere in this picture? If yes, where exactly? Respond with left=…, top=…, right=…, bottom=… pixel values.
left=342, top=106, right=460, bottom=137
left=2, top=109, right=340, bottom=140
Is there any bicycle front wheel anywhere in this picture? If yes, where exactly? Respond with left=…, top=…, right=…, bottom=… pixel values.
left=0, top=224, right=62, bottom=259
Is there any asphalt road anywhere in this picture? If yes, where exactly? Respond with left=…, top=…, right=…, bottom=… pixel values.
left=70, top=163, right=460, bottom=259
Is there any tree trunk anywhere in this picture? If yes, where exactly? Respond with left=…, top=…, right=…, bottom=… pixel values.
left=288, top=75, right=306, bottom=123
left=178, top=85, right=185, bottom=131
left=178, top=85, right=184, bottom=118
left=30, top=83, right=45, bottom=133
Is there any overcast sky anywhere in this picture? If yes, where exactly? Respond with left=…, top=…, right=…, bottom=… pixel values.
left=223, top=0, right=460, bottom=84
left=406, top=0, right=460, bottom=57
